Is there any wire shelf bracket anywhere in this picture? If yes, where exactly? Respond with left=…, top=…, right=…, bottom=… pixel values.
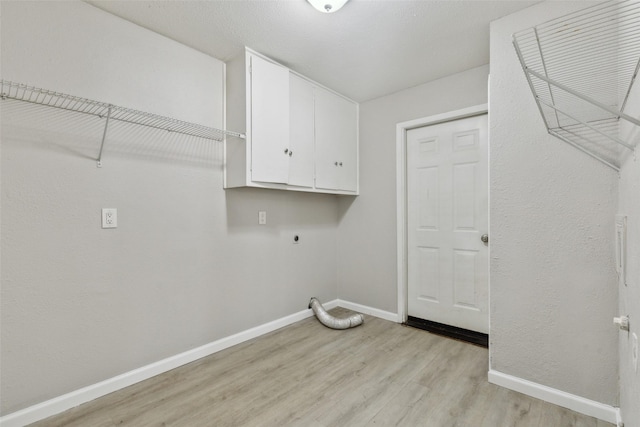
left=0, top=79, right=245, bottom=167
left=513, top=0, right=640, bottom=171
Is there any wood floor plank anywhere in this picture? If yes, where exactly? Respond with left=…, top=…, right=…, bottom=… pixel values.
left=479, top=386, right=545, bottom=427
left=365, top=380, right=430, bottom=425
left=28, top=309, right=614, bottom=427
left=538, top=402, right=600, bottom=427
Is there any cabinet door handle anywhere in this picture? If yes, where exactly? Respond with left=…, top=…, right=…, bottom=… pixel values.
left=339, top=162, right=343, bottom=167
left=335, top=161, right=339, bottom=166
left=284, top=148, right=289, bottom=154
left=289, top=151, right=293, bottom=157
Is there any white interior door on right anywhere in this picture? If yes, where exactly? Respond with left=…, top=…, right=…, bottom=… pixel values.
left=407, top=114, right=488, bottom=334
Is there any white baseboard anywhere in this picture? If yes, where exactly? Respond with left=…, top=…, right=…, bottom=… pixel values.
left=488, top=370, right=620, bottom=424
left=0, top=300, right=338, bottom=427
left=337, top=299, right=400, bottom=323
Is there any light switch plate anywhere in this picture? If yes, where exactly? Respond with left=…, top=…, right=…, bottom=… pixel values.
left=102, top=208, right=117, bottom=228
left=615, top=215, right=627, bottom=287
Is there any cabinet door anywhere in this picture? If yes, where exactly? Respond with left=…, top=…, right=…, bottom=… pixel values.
left=315, top=88, right=358, bottom=191
left=250, top=54, right=290, bottom=184
left=288, top=74, right=315, bottom=188
left=338, top=103, right=358, bottom=191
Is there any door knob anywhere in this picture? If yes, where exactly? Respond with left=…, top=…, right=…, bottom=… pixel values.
left=481, top=234, right=489, bottom=244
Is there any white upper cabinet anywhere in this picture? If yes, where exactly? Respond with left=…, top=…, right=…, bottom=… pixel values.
left=288, top=74, right=315, bottom=188
left=225, top=48, right=358, bottom=195
left=315, top=86, right=358, bottom=192
left=249, top=54, right=290, bottom=184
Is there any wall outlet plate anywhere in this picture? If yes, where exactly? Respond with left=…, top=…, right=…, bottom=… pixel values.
left=102, top=208, right=117, bottom=229
left=615, top=215, right=627, bottom=287
left=632, top=332, right=638, bottom=373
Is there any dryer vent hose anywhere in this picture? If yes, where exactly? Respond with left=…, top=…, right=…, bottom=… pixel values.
left=308, top=297, right=364, bottom=330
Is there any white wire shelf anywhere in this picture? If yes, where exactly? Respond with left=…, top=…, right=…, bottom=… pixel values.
left=0, top=79, right=245, bottom=166
left=513, top=0, right=640, bottom=171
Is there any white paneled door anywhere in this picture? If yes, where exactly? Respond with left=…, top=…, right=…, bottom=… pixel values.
left=407, top=114, right=488, bottom=333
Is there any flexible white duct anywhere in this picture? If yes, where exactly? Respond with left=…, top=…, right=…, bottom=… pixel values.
left=308, top=297, right=364, bottom=329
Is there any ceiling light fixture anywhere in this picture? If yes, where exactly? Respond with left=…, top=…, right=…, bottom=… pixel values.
left=307, top=0, right=348, bottom=13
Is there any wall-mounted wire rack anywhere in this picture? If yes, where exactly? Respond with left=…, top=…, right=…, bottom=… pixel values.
left=513, top=0, right=640, bottom=171
left=0, top=79, right=245, bottom=167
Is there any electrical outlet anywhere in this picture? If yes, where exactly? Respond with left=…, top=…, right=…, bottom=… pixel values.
left=102, top=208, right=117, bottom=229
left=632, top=333, right=638, bottom=373
left=258, top=211, right=267, bottom=225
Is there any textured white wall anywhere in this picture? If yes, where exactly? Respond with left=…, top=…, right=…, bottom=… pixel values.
left=0, top=1, right=338, bottom=415
left=337, top=65, right=489, bottom=312
left=618, top=67, right=640, bottom=427
left=489, top=1, right=619, bottom=405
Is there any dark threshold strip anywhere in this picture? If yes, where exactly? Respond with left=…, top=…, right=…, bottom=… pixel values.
left=406, top=316, right=488, bottom=348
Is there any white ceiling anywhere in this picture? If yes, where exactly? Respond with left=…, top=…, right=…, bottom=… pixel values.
left=87, top=0, right=540, bottom=102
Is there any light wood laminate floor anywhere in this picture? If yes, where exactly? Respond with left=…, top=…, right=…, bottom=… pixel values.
left=31, top=308, right=613, bottom=427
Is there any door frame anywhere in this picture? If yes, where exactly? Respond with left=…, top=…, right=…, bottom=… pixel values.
left=396, top=104, right=488, bottom=323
